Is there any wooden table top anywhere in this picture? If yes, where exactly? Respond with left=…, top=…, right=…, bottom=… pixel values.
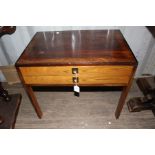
left=16, top=30, right=138, bottom=66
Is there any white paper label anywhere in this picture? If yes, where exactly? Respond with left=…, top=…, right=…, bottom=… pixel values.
left=74, top=85, right=80, bottom=93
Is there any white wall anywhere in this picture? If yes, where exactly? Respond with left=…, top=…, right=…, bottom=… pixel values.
left=120, top=26, right=154, bottom=76
left=0, top=26, right=154, bottom=81
left=142, top=36, right=155, bottom=75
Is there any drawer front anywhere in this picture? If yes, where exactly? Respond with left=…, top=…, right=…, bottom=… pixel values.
left=23, top=76, right=72, bottom=85
left=20, top=66, right=73, bottom=76
left=79, top=66, right=133, bottom=85
left=19, top=66, right=133, bottom=85
left=19, top=66, right=73, bottom=85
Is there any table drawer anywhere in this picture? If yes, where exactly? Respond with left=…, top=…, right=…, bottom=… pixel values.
left=19, top=66, right=133, bottom=85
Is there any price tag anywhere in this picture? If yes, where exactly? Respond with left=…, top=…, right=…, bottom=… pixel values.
left=74, top=85, right=80, bottom=93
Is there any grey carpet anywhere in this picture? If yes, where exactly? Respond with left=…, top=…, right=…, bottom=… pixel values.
left=3, top=80, right=155, bottom=129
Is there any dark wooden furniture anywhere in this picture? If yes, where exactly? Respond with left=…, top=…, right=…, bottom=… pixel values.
left=147, top=26, right=155, bottom=38
left=0, top=26, right=16, bottom=101
left=127, top=77, right=155, bottom=116
left=16, top=30, right=138, bottom=119
left=0, top=26, right=16, bottom=37
left=0, top=26, right=22, bottom=128
left=0, top=94, right=21, bottom=129
left=0, top=26, right=17, bottom=125
left=127, top=27, right=155, bottom=115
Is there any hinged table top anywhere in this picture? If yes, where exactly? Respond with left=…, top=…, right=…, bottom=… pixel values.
left=16, top=30, right=138, bottom=66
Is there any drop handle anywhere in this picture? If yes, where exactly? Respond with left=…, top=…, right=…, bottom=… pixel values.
left=72, top=77, right=79, bottom=83
left=72, top=68, right=78, bottom=74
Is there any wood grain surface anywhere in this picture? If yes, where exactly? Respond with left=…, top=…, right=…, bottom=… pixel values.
left=20, top=66, right=133, bottom=85
left=15, top=30, right=137, bottom=67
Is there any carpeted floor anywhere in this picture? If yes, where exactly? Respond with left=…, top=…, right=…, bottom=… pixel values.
left=3, top=80, right=155, bottom=129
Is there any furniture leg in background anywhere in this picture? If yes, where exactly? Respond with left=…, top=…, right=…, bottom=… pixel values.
left=0, top=26, right=22, bottom=129
left=0, top=94, right=22, bottom=129
left=127, top=76, right=155, bottom=115
left=0, top=82, right=11, bottom=101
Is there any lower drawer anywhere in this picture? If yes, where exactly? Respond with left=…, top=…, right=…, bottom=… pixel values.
left=19, top=66, right=133, bottom=85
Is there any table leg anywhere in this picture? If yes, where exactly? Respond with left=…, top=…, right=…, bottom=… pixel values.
left=25, top=85, right=43, bottom=119
left=115, top=67, right=136, bottom=119
left=115, top=86, right=130, bottom=119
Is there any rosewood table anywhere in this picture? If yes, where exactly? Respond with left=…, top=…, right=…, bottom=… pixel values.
left=15, top=30, right=138, bottom=119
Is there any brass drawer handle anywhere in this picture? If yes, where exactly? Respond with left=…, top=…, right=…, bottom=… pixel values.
left=72, top=77, right=79, bottom=83
left=72, top=68, right=78, bottom=74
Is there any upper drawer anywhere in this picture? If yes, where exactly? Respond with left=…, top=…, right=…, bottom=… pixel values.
left=19, top=66, right=73, bottom=76
left=78, top=66, right=132, bottom=76
left=77, top=66, right=133, bottom=85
